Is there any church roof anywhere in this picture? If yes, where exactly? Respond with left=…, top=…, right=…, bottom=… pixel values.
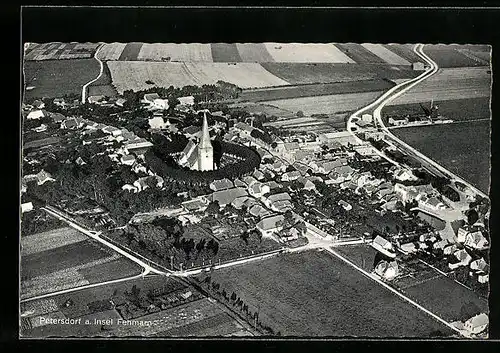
left=199, top=112, right=212, bottom=149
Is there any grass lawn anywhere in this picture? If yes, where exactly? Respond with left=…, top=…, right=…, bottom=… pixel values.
left=23, top=59, right=100, bottom=99
left=205, top=249, right=452, bottom=337
left=78, top=257, right=143, bottom=284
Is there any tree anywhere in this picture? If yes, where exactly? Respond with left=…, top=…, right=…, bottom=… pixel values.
left=240, top=231, right=250, bottom=245
left=296, top=110, right=304, bottom=118
left=231, top=292, right=237, bottom=301
left=467, top=209, right=479, bottom=225
left=206, top=200, right=220, bottom=215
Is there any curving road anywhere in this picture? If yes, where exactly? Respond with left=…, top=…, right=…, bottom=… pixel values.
left=81, top=43, right=105, bottom=104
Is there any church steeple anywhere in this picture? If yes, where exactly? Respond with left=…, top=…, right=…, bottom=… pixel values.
left=199, top=112, right=211, bottom=149
left=197, top=111, right=214, bottom=171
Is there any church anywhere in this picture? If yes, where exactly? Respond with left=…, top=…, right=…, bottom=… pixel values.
left=178, top=112, right=215, bottom=171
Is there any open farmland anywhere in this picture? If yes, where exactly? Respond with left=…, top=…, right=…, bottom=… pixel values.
left=263, top=43, right=355, bottom=63
left=88, top=61, right=118, bottom=97
left=138, top=43, right=213, bottom=62
left=206, top=250, right=452, bottom=337
left=236, top=43, right=275, bottom=62
left=261, top=91, right=384, bottom=115
left=211, top=43, right=242, bottom=62
left=118, top=42, right=143, bottom=61
left=107, top=62, right=290, bottom=93
left=239, top=79, right=395, bottom=102
left=335, top=43, right=387, bottom=64
left=424, top=45, right=487, bottom=68
left=23, top=59, right=100, bottom=99
left=387, top=67, right=491, bottom=105
left=229, top=102, right=294, bottom=118
left=261, top=63, right=419, bottom=85
left=21, top=227, right=88, bottom=256
left=97, top=43, right=127, bottom=61
left=361, top=43, right=411, bottom=66
left=24, top=42, right=99, bottom=61
left=384, top=44, right=423, bottom=63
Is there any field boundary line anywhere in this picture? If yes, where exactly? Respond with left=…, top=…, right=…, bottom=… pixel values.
left=324, top=247, right=465, bottom=337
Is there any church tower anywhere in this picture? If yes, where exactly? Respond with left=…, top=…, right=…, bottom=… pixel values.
left=197, top=112, right=214, bottom=171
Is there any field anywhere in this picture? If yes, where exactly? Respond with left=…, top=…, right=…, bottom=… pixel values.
left=87, top=61, right=119, bottom=97
left=118, top=42, right=143, bottom=61
left=97, top=43, right=127, bottom=61
left=263, top=43, right=355, bottom=63
left=107, top=61, right=290, bottom=93
left=393, top=120, right=491, bottom=193
left=137, top=43, right=213, bottom=62
left=424, top=44, right=488, bottom=68
left=384, top=44, right=423, bottom=63
left=23, top=59, right=100, bottom=99
left=24, top=137, right=62, bottom=150
left=360, top=44, right=411, bottom=66
left=20, top=228, right=142, bottom=299
left=206, top=250, right=452, bottom=337
left=388, top=67, right=491, bottom=105
left=239, top=79, right=395, bottom=102
left=236, top=43, right=275, bottom=62
left=335, top=43, right=387, bottom=64
left=383, top=97, right=491, bottom=123
left=211, top=43, right=242, bottom=62
left=261, top=63, right=419, bottom=85
left=336, top=245, right=488, bottom=322
left=24, top=42, right=99, bottom=61
left=260, top=91, right=385, bottom=115
left=229, top=102, right=294, bottom=118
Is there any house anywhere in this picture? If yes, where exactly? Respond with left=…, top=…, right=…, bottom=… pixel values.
left=152, top=98, right=169, bottom=110
left=433, top=239, right=448, bottom=250
left=271, top=160, right=287, bottom=173
left=248, top=204, right=272, bottom=219
left=248, top=182, right=271, bottom=198
left=88, top=95, right=105, bottom=104
left=120, top=154, right=136, bottom=166
left=388, top=117, right=409, bottom=126
left=281, top=170, right=301, bottom=182
left=234, top=122, right=254, bottom=136
left=148, top=116, right=166, bottom=129
left=26, top=110, right=45, bottom=120
left=338, top=200, right=352, bottom=211
left=464, top=230, right=489, bottom=250
left=133, top=177, right=151, bottom=192
left=51, top=113, right=65, bottom=123
left=210, top=178, right=234, bottom=192
left=470, top=258, right=488, bottom=272
left=464, top=313, right=489, bottom=335
left=211, top=187, right=248, bottom=207
left=122, top=184, right=138, bottom=193
left=371, top=235, right=396, bottom=258
left=33, top=124, right=47, bottom=133
left=282, top=227, right=300, bottom=241
left=448, top=249, right=472, bottom=270
left=124, top=139, right=154, bottom=156
left=181, top=197, right=209, bottom=212
left=271, top=200, right=293, bottom=213
left=32, top=99, right=45, bottom=109
left=115, top=98, right=126, bottom=107
left=353, top=143, right=374, bottom=156
left=361, top=113, right=373, bottom=123
left=180, top=291, right=193, bottom=300
left=231, top=196, right=256, bottom=210
left=256, top=214, right=285, bottom=236
left=264, top=181, right=281, bottom=191
left=400, top=242, right=418, bottom=254
left=142, top=93, right=160, bottom=104
left=253, top=169, right=265, bottom=181
left=75, top=157, right=87, bottom=166
left=394, top=168, right=417, bottom=182
left=53, top=98, right=66, bottom=107
left=178, top=96, right=195, bottom=106
left=302, top=179, right=316, bottom=191
left=264, top=192, right=291, bottom=208
left=28, top=170, right=55, bottom=185
left=21, top=202, right=34, bottom=213
left=374, top=260, right=399, bottom=281
left=443, top=244, right=458, bottom=255
left=242, top=176, right=258, bottom=187
left=61, top=118, right=79, bottom=129
left=233, top=179, right=247, bottom=188
left=478, top=273, right=489, bottom=284
left=102, top=125, right=122, bottom=137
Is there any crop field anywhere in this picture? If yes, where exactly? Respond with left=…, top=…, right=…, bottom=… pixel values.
left=393, top=120, right=491, bottom=193
left=77, top=257, right=142, bottom=284
left=263, top=43, right=355, bottom=63
left=118, top=42, right=144, bottom=61
left=229, top=102, right=294, bottom=118
left=88, top=61, right=118, bottom=97
left=107, top=61, right=290, bottom=93
left=261, top=91, right=385, bottom=115
left=24, top=42, right=99, bottom=61
left=334, top=43, right=387, bottom=64
left=361, top=44, right=411, bottom=66
left=236, top=43, right=275, bottom=62
left=137, top=43, right=213, bottom=62
left=24, top=136, right=62, bottom=150
left=239, top=79, right=395, bottom=102
left=261, top=63, right=419, bottom=85
left=21, top=227, right=88, bottom=256
left=388, top=67, right=491, bottom=105
left=23, top=59, right=100, bottom=99
left=334, top=244, right=379, bottom=272
left=384, top=44, right=422, bottom=63
left=398, top=270, right=488, bottom=323
left=423, top=45, right=487, bottom=68
left=97, top=43, right=127, bottom=61
left=211, top=43, right=242, bottom=62
left=207, top=250, right=451, bottom=337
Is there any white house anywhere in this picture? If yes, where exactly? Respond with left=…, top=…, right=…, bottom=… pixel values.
left=464, top=313, right=488, bottom=335
left=21, top=202, right=34, bottom=213
left=388, top=117, right=409, bottom=126
left=448, top=249, right=472, bottom=270
left=120, top=154, right=136, bottom=166
left=122, top=184, right=138, bottom=193
left=148, top=116, right=166, bottom=129
left=27, top=110, right=45, bottom=120
left=153, top=98, right=169, bottom=110
left=248, top=182, right=271, bottom=198
left=256, top=215, right=284, bottom=237
left=178, top=96, right=195, bottom=106
left=371, top=235, right=396, bottom=258
left=464, top=230, right=489, bottom=250
left=281, top=170, right=302, bottom=182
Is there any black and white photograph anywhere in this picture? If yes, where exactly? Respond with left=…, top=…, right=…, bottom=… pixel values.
left=19, top=7, right=493, bottom=340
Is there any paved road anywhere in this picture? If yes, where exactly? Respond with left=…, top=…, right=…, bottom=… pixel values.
left=81, top=43, right=104, bottom=104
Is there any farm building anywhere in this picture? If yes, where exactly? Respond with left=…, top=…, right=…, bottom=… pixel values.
left=21, top=202, right=34, bottom=213
left=178, top=96, right=195, bottom=106
left=371, top=235, right=396, bottom=258
left=256, top=214, right=285, bottom=236
left=26, top=110, right=45, bottom=120
left=211, top=187, right=248, bottom=207
left=464, top=313, right=489, bottom=335
left=210, top=178, right=234, bottom=192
